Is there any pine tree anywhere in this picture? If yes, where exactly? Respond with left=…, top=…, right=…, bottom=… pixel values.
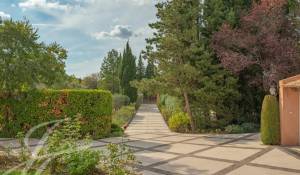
left=99, top=49, right=121, bottom=93
left=201, top=0, right=252, bottom=39
left=136, top=54, right=145, bottom=80
left=146, top=0, right=241, bottom=131
left=120, top=42, right=137, bottom=102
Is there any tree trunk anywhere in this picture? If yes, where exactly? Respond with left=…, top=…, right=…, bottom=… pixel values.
left=3, top=92, right=12, bottom=123
left=183, top=91, right=195, bottom=132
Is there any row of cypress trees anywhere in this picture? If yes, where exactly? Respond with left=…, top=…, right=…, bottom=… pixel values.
left=99, top=41, right=155, bottom=102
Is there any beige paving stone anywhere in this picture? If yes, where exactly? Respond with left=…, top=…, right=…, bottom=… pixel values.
left=224, top=139, right=268, bottom=149
left=195, top=147, right=260, bottom=161
left=226, top=165, right=300, bottom=175
left=129, top=134, right=166, bottom=140
left=135, top=150, right=178, bottom=166
left=153, top=143, right=209, bottom=154
left=153, top=135, right=196, bottom=142
left=251, top=148, right=300, bottom=170
left=155, top=156, right=232, bottom=175
left=125, top=140, right=169, bottom=149
left=141, top=170, right=163, bottom=175
left=246, top=134, right=261, bottom=140
left=183, top=137, right=231, bottom=145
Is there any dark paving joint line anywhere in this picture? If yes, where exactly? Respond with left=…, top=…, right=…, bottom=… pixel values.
left=137, top=133, right=257, bottom=172
left=247, top=163, right=300, bottom=174
left=278, top=146, right=300, bottom=160
left=190, top=155, right=238, bottom=164
left=219, top=145, right=264, bottom=150
left=213, top=146, right=274, bottom=175
left=135, top=164, right=184, bottom=175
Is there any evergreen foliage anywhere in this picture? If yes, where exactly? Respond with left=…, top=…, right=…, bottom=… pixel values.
left=261, top=95, right=280, bottom=145
left=145, top=60, right=155, bottom=79
left=99, top=49, right=122, bottom=93
left=120, top=42, right=137, bottom=102
left=136, top=54, right=145, bottom=80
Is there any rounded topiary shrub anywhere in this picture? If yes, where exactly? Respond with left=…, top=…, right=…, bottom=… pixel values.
left=261, top=95, right=280, bottom=145
left=168, top=112, right=190, bottom=133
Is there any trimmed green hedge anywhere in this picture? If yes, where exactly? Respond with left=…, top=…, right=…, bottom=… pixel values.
left=261, top=95, right=280, bottom=145
left=0, top=89, right=112, bottom=139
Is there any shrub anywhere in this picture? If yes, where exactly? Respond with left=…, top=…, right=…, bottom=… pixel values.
left=0, top=89, right=112, bottom=139
left=112, top=105, right=135, bottom=128
left=225, top=123, right=259, bottom=134
left=168, top=112, right=190, bottom=133
left=225, top=124, right=244, bottom=134
left=99, top=143, right=137, bottom=175
left=2, top=116, right=138, bottom=175
left=110, top=123, right=124, bottom=137
left=241, top=122, right=259, bottom=133
left=135, top=93, right=143, bottom=110
left=158, top=95, right=182, bottom=122
left=65, top=149, right=101, bottom=175
left=160, top=107, right=173, bottom=121
left=112, top=94, right=130, bottom=110
left=261, top=95, right=280, bottom=145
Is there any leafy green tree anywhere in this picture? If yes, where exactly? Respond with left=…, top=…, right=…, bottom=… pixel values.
left=120, top=42, right=137, bottom=102
left=99, top=49, right=122, bottom=93
left=82, top=73, right=99, bottom=89
left=0, top=19, right=67, bottom=93
left=50, top=74, right=84, bottom=89
left=136, top=54, right=145, bottom=80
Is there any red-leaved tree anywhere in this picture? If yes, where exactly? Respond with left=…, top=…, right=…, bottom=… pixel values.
left=212, top=0, right=300, bottom=92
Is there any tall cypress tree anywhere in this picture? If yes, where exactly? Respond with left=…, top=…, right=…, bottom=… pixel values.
left=145, top=60, right=155, bottom=79
left=136, top=54, right=145, bottom=80
left=120, top=42, right=137, bottom=102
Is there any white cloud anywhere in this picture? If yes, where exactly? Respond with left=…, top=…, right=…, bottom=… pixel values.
left=92, top=25, right=134, bottom=40
left=131, top=0, right=152, bottom=6
left=19, top=0, right=70, bottom=11
left=13, top=0, right=157, bottom=77
left=0, top=11, right=11, bottom=19
left=66, top=58, right=101, bottom=78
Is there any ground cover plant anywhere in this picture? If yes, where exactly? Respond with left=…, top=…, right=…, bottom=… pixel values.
left=0, top=115, right=138, bottom=175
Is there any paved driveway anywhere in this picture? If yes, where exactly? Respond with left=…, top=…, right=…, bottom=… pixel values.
left=1, top=104, right=299, bottom=175
left=122, top=104, right=300, bottom=175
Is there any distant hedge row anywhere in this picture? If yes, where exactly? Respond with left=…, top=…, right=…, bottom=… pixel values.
left=0, top=90, right=112, bottom=139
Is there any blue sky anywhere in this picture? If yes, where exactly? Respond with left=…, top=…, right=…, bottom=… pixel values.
left=0, top=0, right=157, bottom=77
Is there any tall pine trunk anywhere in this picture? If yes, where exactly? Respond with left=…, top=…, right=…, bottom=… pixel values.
left=183, top=91, right=195, bottom=132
